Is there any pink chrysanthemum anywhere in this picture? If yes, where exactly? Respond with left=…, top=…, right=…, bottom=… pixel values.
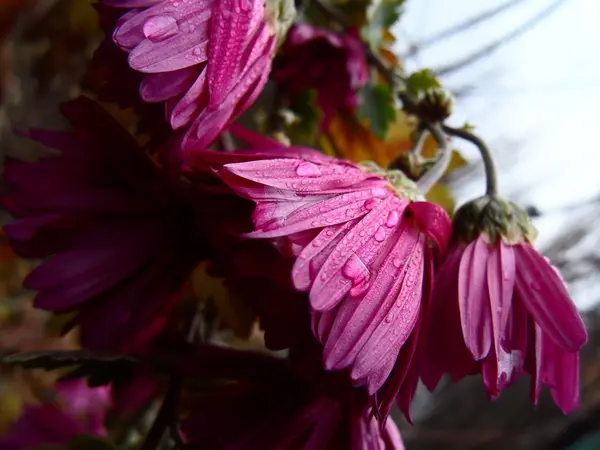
left=205, top=144, right=451, bottom=408
left=272, top=24, right=368, bottom=127
left=0, top=380, right=111, bottom=449
left=103, top=0, right=290, bottom=151
left=0, top=97, right=204, bottom=351
left=420, top=197, right=588, bottom=413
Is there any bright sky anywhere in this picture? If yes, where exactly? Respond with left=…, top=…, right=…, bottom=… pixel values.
left=394, top=0, right=600, bottom=308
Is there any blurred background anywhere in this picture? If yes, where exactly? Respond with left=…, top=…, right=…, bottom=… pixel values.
left=1, top=0, right=599, bottom=448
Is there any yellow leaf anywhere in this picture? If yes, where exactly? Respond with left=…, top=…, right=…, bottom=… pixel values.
left=426, top=183, right=455, bottom=215
left=322, top=111, right=414, bottom=167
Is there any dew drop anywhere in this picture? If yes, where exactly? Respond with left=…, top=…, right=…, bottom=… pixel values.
left=374, top=227, right=386, bottom=242
left=372, top=187, right=388, bottom=198
left=143, top=15, right=179, bottom=42
left=325, top=229, right=334, bottom=237
left=296, top=161, right=322, bottom=177
left=503, top=271, right=512, bottom=281
left=385, top=210, right=400, bottom=228
left=364, top=198, right=377, bottom=210
left=385, top=313, right=394, bottom=323
left=192, top=46, right=203, bottom=56
left=342, top=254, right=370, bottom=287
left=345, top=209, right=354, bottom=217
left=393, top=258, right=402, bottom=268
left=531, top=281, right=542, bottom=292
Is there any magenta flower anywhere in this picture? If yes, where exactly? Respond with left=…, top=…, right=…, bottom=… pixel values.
left=420, top=197, right=588, bottom=413
left=211, top=148, right=451, bottom=407
left=103, top=0, right=292, bottom=152
left=272, top=24, right=369, bottom=127
left=0, top=380, right=111, bottom=449
left=0, top=97, right=203, bottom=351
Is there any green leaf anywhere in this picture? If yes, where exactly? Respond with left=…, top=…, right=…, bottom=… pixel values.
left=285, top=90, right=322, bottom=146
left=67, top=436, right=116, bottom=450
left=356, top=83, right=397, bottom=140
left=360, top=0, right=405, bottom=49
left=406, top=69, right=441, bottom=97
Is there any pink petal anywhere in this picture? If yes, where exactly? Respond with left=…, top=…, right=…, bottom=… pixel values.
left=247, top=188, right=375, bottom=238
left=139, top=66, right=201, bottom=102
left=458, top=237, right=493, bottom=360
left=321, top=227, right=420, bottom=373
left=207, top=0, right=262, bottom=105
left=168, top=65, right=208, bottom=129
left=220, top=158, right=374, bottom=194
left=309, top=196, right=405, bottom=310
left=409, top=201, right=452, bottom=259
left=293, top=221, right=356, bottom=291
left=514, top=243, right=587, bottom=351
left=350, top=235, right=425, bottom=390
left=487, top=242, right=516, bottom=357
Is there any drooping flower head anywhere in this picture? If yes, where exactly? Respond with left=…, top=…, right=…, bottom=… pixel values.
left=272, top=24, right=369, bottom=127
left=421, top=195, right=588, bottom=413
left=199, top=141, right=452, bottom=419
left=0, top=97, right=204, bottom=351
left=0, top=379, right=111, bottom=449
left=103, top=0, right=295, bottom=153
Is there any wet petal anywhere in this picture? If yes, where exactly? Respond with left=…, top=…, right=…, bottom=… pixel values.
left=514, top=243, right=587, bottom=351
left=458, top=237, right=493, bottom=360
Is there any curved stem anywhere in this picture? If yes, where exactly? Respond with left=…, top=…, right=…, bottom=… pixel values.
left=415, top=123, right=451, bottom=193
left=442, top=124, right=499, bottom=196
left=411, top=127, right=429, bottom=156
left=141, top=375, right=182, bottom=450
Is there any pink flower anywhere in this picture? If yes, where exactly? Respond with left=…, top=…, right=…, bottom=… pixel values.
left=0, top=97, right=204, bottom=351
left=420, top=197, right=588, bottom=413
left=209, top=145, right=451, bottom=413
left=0, top=380, right=111, bottom=449
left=104, top=0, right=289, bottom=151
left=272, top=24, right=369, bottom=127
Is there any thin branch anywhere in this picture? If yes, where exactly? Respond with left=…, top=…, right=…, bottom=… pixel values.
left=406, top=0, right=527, bottom=56
left=432, top=0, right=567, bottom=77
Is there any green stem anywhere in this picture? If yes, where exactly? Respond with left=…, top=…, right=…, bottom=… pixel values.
left=442, top=125, right=499, bottom=196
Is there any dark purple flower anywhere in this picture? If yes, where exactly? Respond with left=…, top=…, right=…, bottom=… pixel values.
left=272, top=24, right=368, bottom=127
left=0, top=97, right=204, bottom=351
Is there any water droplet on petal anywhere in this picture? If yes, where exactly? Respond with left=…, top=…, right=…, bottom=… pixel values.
left=385, top=210, right=400, bottom=228
left=342, top=254, right=370, bottom=287
left=143, top=15, right=179, bottom=42
left=364, top=199, right=377, bottom=210
left=503, top=271, right=512, bottom=281
left=385, top=313, right=394, bottom=323
left=296, top=161, right=322, bottom=177
left=372, top=187, right=388, bottom=198
left=393, top=258, right=402, bottom=268
left=374, top=227, right=386, bottom=242
left=531, top=281, right=542, bottom=292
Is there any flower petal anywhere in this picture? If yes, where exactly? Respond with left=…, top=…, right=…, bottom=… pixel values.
left=514, top=243, right=587, bottom=351
left=409, top=201, right=452, bottom=260
left=458, top=237, right=492, bottom=360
